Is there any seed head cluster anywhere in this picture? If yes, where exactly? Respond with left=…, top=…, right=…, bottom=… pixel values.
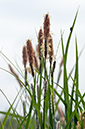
left=22, top=13, right=54, bottom=76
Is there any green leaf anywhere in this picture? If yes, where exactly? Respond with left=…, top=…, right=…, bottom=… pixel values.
left=65, top=7, right=79, bottom=62
left=0, top=88, right=22, bottom=128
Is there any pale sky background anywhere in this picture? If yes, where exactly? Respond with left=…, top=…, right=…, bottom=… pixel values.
left=0, top=0, right=85, bottom=116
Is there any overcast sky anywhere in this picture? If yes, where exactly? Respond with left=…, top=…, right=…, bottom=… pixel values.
left=0, top=0, right=85, bottom=115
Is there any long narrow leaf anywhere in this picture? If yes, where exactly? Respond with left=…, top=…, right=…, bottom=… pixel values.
left=65, top=7, right=79, bottom=62
left=1, top=88, right=22, bottom=128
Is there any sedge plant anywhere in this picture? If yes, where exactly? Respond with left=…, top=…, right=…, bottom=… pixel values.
left=0, top=7, right=85, bottom=129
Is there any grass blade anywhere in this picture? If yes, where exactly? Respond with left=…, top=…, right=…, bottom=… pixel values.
left=1, top=88, right=22, bottom=128
left=65, top=7, right=79, bottom=62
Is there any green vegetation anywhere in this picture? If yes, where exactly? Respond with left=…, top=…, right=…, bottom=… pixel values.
left=0, top=8, right=85, bottom=129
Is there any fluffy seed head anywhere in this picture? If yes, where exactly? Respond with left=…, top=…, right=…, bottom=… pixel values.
left=38, top=28, right=43, bottom=46
left=8, top=64, right=17, bottom=76
left=26, top=39, right=34, bottom=65
left=43, top=13, right=50, bottom=39
left=38, top=28, right=44, bottom=60
left=26, top=39, right=34, bottom=77
left=22, top=45, right=27, bottom=68
left=36, top=44, right=39, bottom=54
left=8, top=64, right=23, bottom=87
left=33, top=51, right=39, bottom=70
left=48, top=35, right=54, bottom=65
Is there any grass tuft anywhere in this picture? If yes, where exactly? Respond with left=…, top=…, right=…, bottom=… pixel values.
left=0, top=7, right=85, bottom=129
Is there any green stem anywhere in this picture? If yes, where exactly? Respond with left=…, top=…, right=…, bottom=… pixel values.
left=43, top=53, right=47, bottom=129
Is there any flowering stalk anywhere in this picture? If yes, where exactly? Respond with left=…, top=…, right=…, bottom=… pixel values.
left=22, top=45, right=27, bottom=85
left=26, top=39, right=39, bottom=128
left=48, top=35, right=54, bottom=68
left=26, top=39, right=34, bottom=77
left=51, top=61, right=56, bottom=116
left=38, top=28, right=43, bottom=61
left=37, top=28, right=44, bottom=114
left=43, top=81, right=47, bottom=129
left=43, top=13, right=55, bottom=128
left=43, top=13, right=50, bottom=59
left=43, top=13, right=50, bottom=128
left=33, top=51, right=38, bottom=71
left=43, top=13, right=50, bottom=77
left=8, top=64, right=23, bottom=87
left=22, top=45, right=28, bottom=116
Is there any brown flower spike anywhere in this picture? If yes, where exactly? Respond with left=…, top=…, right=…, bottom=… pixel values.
left=26, top=39, right=34, bottom=77
left=22, top=45, right=28, bottom=85
left=48, top=35, right=54, bottom=66
left=43, top=13, right=50, bottom=39
left=22, top=45, right=27, bottom=68
left=33, top=51, right=39, bottom=71
left=8, top=64, right=23, bottom=87
left=43, top=13, right=50, bottom=58
left=38, top=28, right=43, bottom=60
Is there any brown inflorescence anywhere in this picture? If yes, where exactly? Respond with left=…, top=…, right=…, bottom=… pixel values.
left=36, top=44, right=39, bottom=55
left=43, top=13, right=50, bottom=39
left=38, top=28, right=43, bottom=60
left=22, top=45, right=27, bottom=68
left=48, top=35, right=54, bottom=66
left=26, top=39, right=34, bottom=65
left=8, top=64, right=23, bottom=87
left=26, top=39, right=34, bottom=77
left=43, top=13, right=50, bottom=58
left=33, top=51, right=39, bottom=71
left=51, top=61, right=56, bottom=77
